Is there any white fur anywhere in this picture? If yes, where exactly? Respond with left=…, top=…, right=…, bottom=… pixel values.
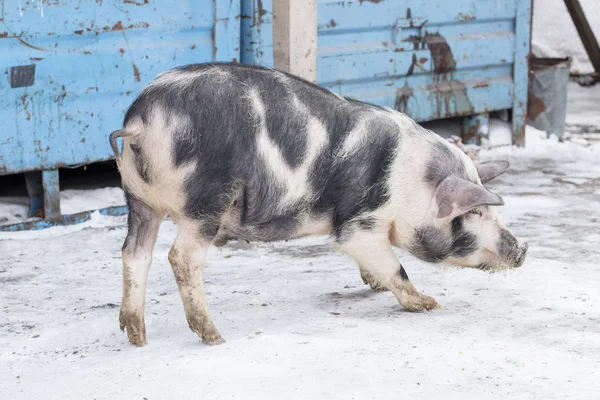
left=119, top=109, right=196, bottom=218
left=144, top=67, right=231, bottom=94
left=249, top=88, right=328, bottom=208
left=339, top=228, right=439, bottom=311
left=337, top=116, right=370, bottom=158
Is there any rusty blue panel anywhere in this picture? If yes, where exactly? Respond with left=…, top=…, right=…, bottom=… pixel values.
left=241, top=0, right=531, bottom=145
left=512, top=0, right=533, bottom=146
left=0, top=0, right=241, bottom=175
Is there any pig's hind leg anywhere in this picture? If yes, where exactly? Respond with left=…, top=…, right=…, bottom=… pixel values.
left=119, top=194, right=164, bottom=346
left=168, top=219, right=224, bottom=345
left=339, top=229, right=440, bottom=312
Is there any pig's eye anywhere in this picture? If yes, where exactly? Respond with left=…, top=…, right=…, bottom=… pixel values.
left=468, top=209, right=482, bottom=217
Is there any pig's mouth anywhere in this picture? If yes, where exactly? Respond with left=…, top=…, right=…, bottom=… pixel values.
left=477, top=243, right=528, bottom=272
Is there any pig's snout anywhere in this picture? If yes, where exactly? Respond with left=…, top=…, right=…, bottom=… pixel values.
left=514, top=242, right=528, bottom=268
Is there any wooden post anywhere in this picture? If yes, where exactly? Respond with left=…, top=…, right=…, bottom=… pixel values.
left=272, top=0, right=317, bottom=82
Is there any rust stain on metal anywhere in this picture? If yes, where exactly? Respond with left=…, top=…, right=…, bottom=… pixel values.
left=406, top=32, right=474, bottom=120
left=425, top=33, right=456, bottom=74
left=462, top=119, right=480, bottom=144
left=0, top=32, right=7, bottom=38
left=514, top=124, right=526, bottom=147
left=55, top=85, right=67, bottom=103
left=528, top=92, right=546, bottom=120
left=119, top=48, right=125, bottom=55
left=419, top=57, right=428, bottom=64
left=103, top=21, right=148, bottom=32
left=456, top=13, right=476, bottom=21
left=406, top=53, right=417, bottom=76
left=473, top=81, right=489, bottom=89
left=405, top=35, right=422, bottom=51
left=15, top=36, right=49, bottom=52
left=20, top=94, right=32, bottom=121
left=34, top=140, right=49, bottom=153
left=327, top=19, right=337, bottom=28
left=132, top=63, right=141, bottom=82
left=111, top=21, right=124, bottom=31
left=395, top=86, right=413, bottom=113
left=190, top=44, right=196, bottom=50
left=74, top=30, right=84, bottom=35
left=124, top=0, right=149, bottom=5
left=253, top=0, right=267, bottom=27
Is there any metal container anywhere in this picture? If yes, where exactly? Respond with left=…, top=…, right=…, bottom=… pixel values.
left=241, top=0, right=532, bottom=146
left=527, top=57, right=572, bottom=139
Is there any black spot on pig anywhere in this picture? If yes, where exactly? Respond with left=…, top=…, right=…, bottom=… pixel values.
left=122, top=193, right=159, bottom=253
left=129, top=143, right=150, bottom=183
left=425, top=140, right=468, bottom=188
left=410, top=217, right=477, bottom=262
left=398, top=265, right=409, bottom=281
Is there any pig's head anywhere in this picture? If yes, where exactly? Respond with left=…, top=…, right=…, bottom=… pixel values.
left=406, top=141, right=528, bottom=272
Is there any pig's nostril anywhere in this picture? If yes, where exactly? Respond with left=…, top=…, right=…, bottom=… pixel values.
left=515, top=243, right=528, bottom=268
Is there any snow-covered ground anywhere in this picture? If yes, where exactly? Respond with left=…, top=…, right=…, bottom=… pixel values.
left=1, top=85, right=600, bottom=399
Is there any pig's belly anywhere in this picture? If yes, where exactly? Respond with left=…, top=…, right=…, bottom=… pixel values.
left=213, top=210, right=333, bottom=246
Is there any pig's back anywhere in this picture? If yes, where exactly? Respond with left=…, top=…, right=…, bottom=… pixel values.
left=121, top=63, right=400, bottom=241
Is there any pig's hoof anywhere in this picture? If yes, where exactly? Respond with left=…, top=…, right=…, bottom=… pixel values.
left=202, top=330, right=226, bottom=346
left=400, top=293, right=440, bottom=312
left=360, top=270, right=389, bottom=292
left=186, top=314, right=225, bottom=345
left=119, top=309, right=147, bottom=346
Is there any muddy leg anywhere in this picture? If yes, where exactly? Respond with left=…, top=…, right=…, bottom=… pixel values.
left=168, top=220, right=224, bottom=345
left=340, top=231, right=440, bottom=312
left=119, top=195, right=164, bottom=346
left=359, top=267, right=388, bottom=292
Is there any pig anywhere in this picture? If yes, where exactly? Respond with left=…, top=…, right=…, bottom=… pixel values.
left=109, top=62, right=528, bottom=347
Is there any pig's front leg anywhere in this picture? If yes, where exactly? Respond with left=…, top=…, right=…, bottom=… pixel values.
left=340, top=230, right=440, bottom=312
left=359, top=268, right=387, bottom=292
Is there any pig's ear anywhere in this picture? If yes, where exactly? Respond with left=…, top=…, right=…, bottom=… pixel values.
left=436, top=176, right=504, bottom=219
left=476, top=160, right=509, bottom=184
